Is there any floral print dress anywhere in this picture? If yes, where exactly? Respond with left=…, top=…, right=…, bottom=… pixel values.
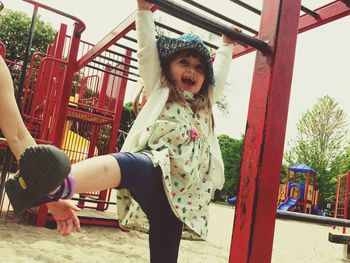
left=117, top=92, right=215, bottom=240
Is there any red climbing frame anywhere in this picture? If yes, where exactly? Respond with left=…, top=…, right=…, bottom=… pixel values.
left=334, top=171, right=350, bottom=233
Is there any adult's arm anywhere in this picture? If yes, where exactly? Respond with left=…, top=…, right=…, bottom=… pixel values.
left=0, top=57, right=36, bottom=160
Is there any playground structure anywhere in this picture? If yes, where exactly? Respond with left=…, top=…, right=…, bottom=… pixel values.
left=329, top=171, right=350, bottom=260
left=0, top=0, right=350, bottom=262
left=278, top=163, right=321, bottom=215
left=334, top=171, right=350, bottom=233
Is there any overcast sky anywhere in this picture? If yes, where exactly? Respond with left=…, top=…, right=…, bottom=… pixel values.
left=2, top=0, right=350, bottom=151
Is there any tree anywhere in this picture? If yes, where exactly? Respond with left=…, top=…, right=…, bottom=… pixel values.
left=216, top=134, right=244, bottom=200
left=336, top=144, right=350, bottom=175
left=0, top=10, right=56, bottom=62
left=284, top=96, right=349, bottom=203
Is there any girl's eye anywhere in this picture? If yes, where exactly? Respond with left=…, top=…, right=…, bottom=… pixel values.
left=179, top=59, right=188, bottom=65
left=196, top=65, right=204, bottom=72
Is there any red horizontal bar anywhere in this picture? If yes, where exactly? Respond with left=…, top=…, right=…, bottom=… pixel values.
left=298, top=0, right=350, bottom=33
left=23, top=0, right=86, bottom=33
left=76, top=5, right=159, bottom=70
left=233, top=0, right=350, bottom=59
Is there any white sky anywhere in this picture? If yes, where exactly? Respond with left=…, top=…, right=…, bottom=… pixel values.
left=2, top=0, right=350, bottom=151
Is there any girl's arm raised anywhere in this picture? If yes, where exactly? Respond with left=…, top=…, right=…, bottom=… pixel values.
left=136, top=1, right=162, bottom=98
left=212, top=29, right=239, bottom=103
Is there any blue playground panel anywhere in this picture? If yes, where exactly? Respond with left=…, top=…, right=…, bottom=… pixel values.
left=228, top=196, right=237, bottom=206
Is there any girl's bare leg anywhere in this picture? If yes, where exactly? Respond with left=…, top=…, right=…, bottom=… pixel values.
left=72, top=155, right=122, bottom=193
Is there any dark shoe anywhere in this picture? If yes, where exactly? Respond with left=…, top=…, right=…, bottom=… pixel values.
left=5, top=145, right=71, bottom=214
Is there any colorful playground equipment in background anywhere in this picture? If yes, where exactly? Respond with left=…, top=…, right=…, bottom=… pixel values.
left=227, top=163, right=322, bottom=215
left=333, top=170, right=350, bottom=233
left=277, top=163, right=322, bottom=215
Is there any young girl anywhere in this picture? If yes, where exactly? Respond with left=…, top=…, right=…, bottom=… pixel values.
left=1, top=0, right=237, bottom=262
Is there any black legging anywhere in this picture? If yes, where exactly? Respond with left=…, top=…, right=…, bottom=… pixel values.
left=113, top=152, right=183, bottom=263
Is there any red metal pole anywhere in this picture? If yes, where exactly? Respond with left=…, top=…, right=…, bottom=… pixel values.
left=23, top=0, right=86, bottom=33
left=53, top=22, right=84, bottom=147
left=304, top=172, right=310, bottom=213
left=232, top=1, right=350, bottom=59
left=76, top=15, right=134, bottom=69
left=229, top=1, right=301, bottom=262
left=107, top=49, right=132, bottom=153
left=334, top=175, right=341, bottom=219
left=284, top=169, right=290, bottom=200
left=98, top=66, right=112, bottom=108
left=76, top=5, right=159, bottom=70
left=343, top=172, right=350, bottom=233
left=298, top=0, right=350, bottom=33
left=53, top=24, right=67, bottom=59
left=313, top=172, right=316, bottom=187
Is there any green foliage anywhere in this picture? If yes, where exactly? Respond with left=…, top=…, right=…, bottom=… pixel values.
left=284, top=96, right=349, bottom=203
left=333, top=144, right=350, bottom=178
left=279, top=163, right=289, bottom=184
left=0, top=10, right=56, bottom=62
left=216, top=134, right=244, bottom=201
left=116, top=102, right=136, bottom=150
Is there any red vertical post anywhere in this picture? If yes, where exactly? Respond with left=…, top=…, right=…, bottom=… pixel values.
left=304, top=171, right=310, bottom=213
left=313, top=172, right=317, bottom=187
left=293, top=171, right=297, bottom=182
left=229, top=1, right=301, bottom=262
left=53, top=24, right=67, bottom=59
left=334, top=175, right=341, bottom=218
left=98, top=66, right=112, bottom=108
left=107, top=49, right=132, bottom=153
left=343, top=172, right=350, bottom=233
left=87, top=67, right=111, bottom=160
left=284, top=169, right=290, bottom=200
left=52, top=23, right=84, bottom=147
left=291, top=171, right=297, bottom=198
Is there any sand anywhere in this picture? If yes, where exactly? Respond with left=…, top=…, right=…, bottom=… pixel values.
left=0, top=203, right=347, bottom=263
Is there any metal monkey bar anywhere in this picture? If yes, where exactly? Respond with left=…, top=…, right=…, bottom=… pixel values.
left=145, top=0, right=270, bottom=52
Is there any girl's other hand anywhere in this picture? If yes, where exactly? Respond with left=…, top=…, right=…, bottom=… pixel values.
left=137, top=0, right=153, bottom=10
left=222, top=27, right=242, bottom=46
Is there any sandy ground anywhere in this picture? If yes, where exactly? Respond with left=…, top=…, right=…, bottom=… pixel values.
left=0, top=203, right=347, bottom=263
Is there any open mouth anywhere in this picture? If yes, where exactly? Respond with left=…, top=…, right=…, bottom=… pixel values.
left=182, top=76, right=196, bottom=87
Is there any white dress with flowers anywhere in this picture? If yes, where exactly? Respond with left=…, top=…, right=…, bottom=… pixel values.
left=117, top=91, right=214, bottom=239
left=116, top=10, right=234, bottom=240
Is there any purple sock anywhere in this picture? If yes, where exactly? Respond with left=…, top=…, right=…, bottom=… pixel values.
left=48, top=173, right=76, bottom=200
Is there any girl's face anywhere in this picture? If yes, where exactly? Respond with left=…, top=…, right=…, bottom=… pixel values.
left=169, top=51, right=206, bottom=95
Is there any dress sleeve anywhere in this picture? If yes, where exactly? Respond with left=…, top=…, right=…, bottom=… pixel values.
left=136, top=10, right=162, bottom=98
left=212, top=44, right=235, bottom=104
